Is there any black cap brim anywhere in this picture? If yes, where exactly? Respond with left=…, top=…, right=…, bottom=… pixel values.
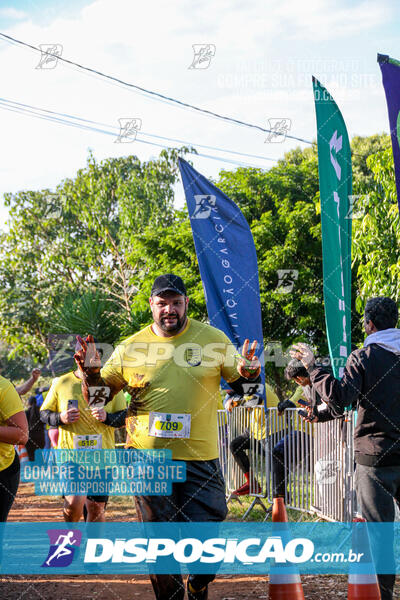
left=151, top=286, right=185, bottom=296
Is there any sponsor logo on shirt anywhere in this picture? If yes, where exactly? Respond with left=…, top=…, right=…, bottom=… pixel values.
left=184, top=347, right=202, bottom=367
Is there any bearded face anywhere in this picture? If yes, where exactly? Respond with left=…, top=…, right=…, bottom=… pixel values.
left=150, top=292, right=188, bottom=334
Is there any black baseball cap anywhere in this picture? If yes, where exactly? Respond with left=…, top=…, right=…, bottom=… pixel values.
left=151, top=274, right=187, bottom=297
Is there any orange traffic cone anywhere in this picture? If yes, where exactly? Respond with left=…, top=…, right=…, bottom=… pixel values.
left=348, top=518, right=381, bottom=600
left=268, top=497, right=305, bottom=600
left=16, top=444, right=29, bottom=464
left=271, top=497, right=289, bottom=523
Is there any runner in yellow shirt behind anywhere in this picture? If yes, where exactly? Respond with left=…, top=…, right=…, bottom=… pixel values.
left=40, top=344, right=126, bottom=523
left=0, top=375, right=28, bottom=521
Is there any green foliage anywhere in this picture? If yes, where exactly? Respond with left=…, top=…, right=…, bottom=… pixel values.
left=351, top=134, right=391, bottom=193
left=130, top=209, right=207, bottom=323
left=51, top=290, right=121, bottom=343
left=0, top=147, right=189, bottom=359
left=352, top=141, right=400, bottom=312
left=0, top=133, right=399, bottom=387
left=0, top=342, right=33, bottom=381
left=215, top=147, right=322, bottom=395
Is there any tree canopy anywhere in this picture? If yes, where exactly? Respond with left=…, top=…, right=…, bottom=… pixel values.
left=0, top=134, right=398, bottom=393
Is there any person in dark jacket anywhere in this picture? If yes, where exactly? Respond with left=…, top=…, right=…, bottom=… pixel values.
left=272, top=359, right=338, bottom=498
left=291, top=296, right=400, bottom=600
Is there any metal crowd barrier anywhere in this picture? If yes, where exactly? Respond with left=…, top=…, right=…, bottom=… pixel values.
left=218, top=406, right=269, bottom=519
left=274, top=408, right=314, bottom=515
left=310, top=411, right=355, bottom=521
left=217, top=409, right=229, bottom=483
left=217, top=407, right=356, bottom=522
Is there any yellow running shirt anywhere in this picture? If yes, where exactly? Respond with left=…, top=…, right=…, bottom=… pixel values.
left=249, top=383, right=281, bottom=440
left=0, top=376, right=24, bottom=471
left=101, top=318, right=240, bottom=460
left=40, top=372, right=126, bottom=450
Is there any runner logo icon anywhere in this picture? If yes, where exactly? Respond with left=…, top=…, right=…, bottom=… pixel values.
left=192, top=195, right=216, bottom=219
left=42, top=529, right=82, bottom=567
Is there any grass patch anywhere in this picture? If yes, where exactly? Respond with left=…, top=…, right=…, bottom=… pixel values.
left=225, top=494, right=322, bottom=522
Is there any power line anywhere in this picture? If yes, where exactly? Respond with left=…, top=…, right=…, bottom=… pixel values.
left=0, top=31, right=313, bottom=145
left=0, top=97, right=277, bottom=163
left=0, top=98, right=272, bottom=169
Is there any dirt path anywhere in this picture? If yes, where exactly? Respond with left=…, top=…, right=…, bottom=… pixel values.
left=0, top=573, right=350, bottom=600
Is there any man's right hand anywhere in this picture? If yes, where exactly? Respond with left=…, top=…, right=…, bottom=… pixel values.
left=60, top=408, right=80, bottom=424
left=74, top=335, right=101, bottom=378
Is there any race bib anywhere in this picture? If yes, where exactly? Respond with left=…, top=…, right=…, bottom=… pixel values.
left=148, top=412, right=191, bottom=439
left=73, top=434, right=102, bottom=450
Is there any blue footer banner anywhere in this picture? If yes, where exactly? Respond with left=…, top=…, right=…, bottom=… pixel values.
left=1, top=522, right=399, bottom=575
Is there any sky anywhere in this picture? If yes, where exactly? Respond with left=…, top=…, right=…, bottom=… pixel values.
left=0, top=0, right=399, bottom=228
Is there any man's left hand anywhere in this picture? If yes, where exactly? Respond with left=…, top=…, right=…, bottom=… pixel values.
left=237, top=339, right=261, bottom=379
left=90, top=407, right=107, bottom=422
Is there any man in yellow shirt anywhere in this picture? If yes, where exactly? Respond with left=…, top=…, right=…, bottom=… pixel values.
left=0, top=375, right=29, bottom=521
left=74, top=274, right=261, bottom=600
left=40, top=352, right=126, bottom=523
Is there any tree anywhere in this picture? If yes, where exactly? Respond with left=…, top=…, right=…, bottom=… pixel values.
left=0, top=148, right=188, bottom=359
left=215, top=137, right=393, bottom=391
left=128, top=209, right=206, bottom=322
left=351, top=134, right=391, bottom=193
left=215, top=147, right=323, bottom=395
left=352, top=140, right=400, bottom=310
left=0, top=342, right=32, bottom=381
left=0, top=134, right=394, bottom=395
left=51, top=290, right=121, bottom=343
